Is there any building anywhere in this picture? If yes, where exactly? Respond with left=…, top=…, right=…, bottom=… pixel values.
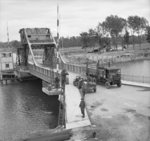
left=0, top=50, right=15, bottom=83
left=0, top=51, right=14, bottom=71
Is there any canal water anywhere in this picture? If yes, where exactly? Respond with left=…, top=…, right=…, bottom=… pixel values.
left=0, top=79, right=59, bottom=141
left=114, top=60, right=150, bottom=77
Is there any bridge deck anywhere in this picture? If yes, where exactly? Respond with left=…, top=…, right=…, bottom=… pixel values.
left=65, top=73, right=91, bottom=129
left=28, top=62, right=91, bottom=129
left=19, top=27, right=91, bottom=132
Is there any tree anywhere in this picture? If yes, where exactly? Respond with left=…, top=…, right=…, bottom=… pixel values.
left=59, top=36, right=81, bottom=48
left=96, top=22, right=110, bottom=51
left=128, top=16, right=148, bottom=48
left=11, top=40, right=21, bottom=48
left=88, top=28, right=98, bottom=49
left=104, top=15, right=126, bottom=49
left=128, top=16, right=138, bottom=48
left=124, top=30, right=129, bottom=48
left=138, top=17, right=149, bottom=46
left=80, top=32, right=89, bottom=49
left=146, top=26, right=150, bottom=43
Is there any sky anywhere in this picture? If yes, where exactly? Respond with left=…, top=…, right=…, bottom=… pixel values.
left=0, top=0, right=150, bottom=42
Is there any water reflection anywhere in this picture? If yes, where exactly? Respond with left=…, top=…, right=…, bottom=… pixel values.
left=0, top=79, right=59, bottom=141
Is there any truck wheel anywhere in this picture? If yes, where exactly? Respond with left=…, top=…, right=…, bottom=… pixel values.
left=105, top=82, right=111, bottom=89
left=93, top=88, right=96, bottom=92
left=117, top=83, right=121, bottom=87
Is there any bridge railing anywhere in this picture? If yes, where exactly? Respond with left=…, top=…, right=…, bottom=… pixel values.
left=59, top=54, right=150, bottom=84
left=59, top=55, right=86, bottom=76
left=27, top=51, right=150, bottom=84
left=28, top=63, right=55, bottom=83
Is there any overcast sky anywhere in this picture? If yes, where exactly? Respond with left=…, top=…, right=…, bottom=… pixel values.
left=0, top=0, right=150, bottom=42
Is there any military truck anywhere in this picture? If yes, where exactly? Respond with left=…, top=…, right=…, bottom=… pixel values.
left=81, top=80, right=97, bottom=93
left=73, top=76, right=96, bottom=93
left=86, top=61, right=121, bottom=89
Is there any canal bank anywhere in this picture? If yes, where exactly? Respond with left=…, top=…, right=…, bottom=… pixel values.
left=122, top=80, right=150, bottom=88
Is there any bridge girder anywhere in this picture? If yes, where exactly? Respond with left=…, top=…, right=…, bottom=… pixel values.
left=17, top=28, right=57, bottom=68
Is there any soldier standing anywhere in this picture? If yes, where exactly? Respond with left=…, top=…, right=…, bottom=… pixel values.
left=61, top=69, right=68, bottom=88
left=55, top=75, right=60, bottom=88
left=79, top=98, right=85, bottom=118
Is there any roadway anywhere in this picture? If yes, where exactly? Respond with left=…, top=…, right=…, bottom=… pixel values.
left=65, top=72, right=91, bottom=129
left=85, top=83, right=150, bottom=141
left=69, top=72, right=150, bottom=117
left=28, top=50, right=150, bottom=140
left=65, top=82, right=91, bottom=129
left=62, top=72, right=150, bottom=140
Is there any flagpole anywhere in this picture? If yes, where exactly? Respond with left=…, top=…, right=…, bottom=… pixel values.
left=7, top=22, right=10, bottom=46
left=56, top=4, right=60, bottom=72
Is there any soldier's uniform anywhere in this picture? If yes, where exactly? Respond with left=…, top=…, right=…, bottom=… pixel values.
left=79, top=99, right=85, bottom=118
left=55, top=76, right=60, bottom=88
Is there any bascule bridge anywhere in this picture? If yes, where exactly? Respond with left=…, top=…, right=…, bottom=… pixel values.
left=16, top=28, right=91, bottom=130
left=16, top=28, right=57, bottom=83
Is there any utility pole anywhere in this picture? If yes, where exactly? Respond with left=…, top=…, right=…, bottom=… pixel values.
left=57, top=4, right=66, bottom=128
left=7, top=22, right=10, bottom=47
left=61, top=37, right=63, bottom=48
left=56, top=4, right=60, bottom=72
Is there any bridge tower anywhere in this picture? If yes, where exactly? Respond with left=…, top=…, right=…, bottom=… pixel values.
left=16, top=28, right=57, bottom=80
left=18, top=28, right=56, bottom=67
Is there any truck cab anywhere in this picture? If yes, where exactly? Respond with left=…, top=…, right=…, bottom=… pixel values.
left=97, top=67, right=121, bottom=88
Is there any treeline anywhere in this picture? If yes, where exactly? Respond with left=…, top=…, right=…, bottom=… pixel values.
left=1, top=35, right=147, bottom=50
left=80, top=15, right=150, bottom=50
left=59, top=36, right=82, bottom=48
left=0, top=40, right=21, bottom=51
left=60, top=15, right=150, bottom=49
left=1, top=15, right=150, bottom=50
left=0, top=37, right=81, bottom=49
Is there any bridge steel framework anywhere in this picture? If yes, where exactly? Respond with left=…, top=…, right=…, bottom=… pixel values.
left=16, top=28, right=90, bottom=129
left=17, top=28, right=66, bottom=127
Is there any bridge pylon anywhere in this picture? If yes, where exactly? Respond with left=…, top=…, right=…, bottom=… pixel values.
left=16, top=28, right=57, bottom=81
